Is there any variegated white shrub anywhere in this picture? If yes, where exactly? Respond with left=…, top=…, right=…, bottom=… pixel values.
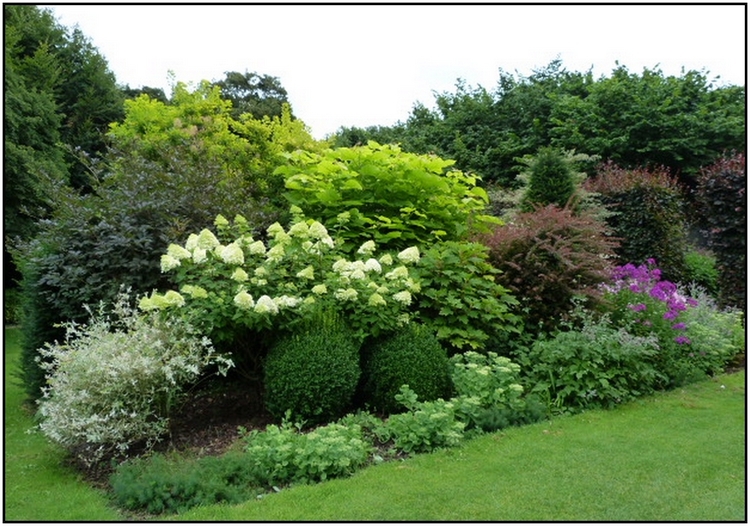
left=36, top=291, right=232, bottom=466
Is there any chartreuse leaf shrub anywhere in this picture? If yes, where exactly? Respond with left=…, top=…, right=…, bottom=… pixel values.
left=480, top=204, right=617, bottom=335
left=695, top=152, right=746, bottom=309
left=584, top=162, right=689, bottom=283
left=360, top=323, right=452, bottom=414
left=413, top=241, right=521, bottom=351
left=264, top=312, right=361, bottom=423
left=35, top=291, right=232, bottom=467
left=276, top=141, right=499, bottom=253
left=683, top=248, right=719, bottom=297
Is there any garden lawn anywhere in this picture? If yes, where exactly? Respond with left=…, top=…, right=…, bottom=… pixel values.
left=4, top=327, right=745, bottom=521
left=4, top=327, right=122, bottom=521
left=176, top=371, right=745, bottom=521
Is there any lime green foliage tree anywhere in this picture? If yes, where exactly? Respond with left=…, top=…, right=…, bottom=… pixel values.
left=276, top=141, right=498, bottom=253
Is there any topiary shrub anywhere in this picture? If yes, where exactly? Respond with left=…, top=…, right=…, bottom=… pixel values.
left=480, top=204, right=618, bottom=335
left=263, top=312, right=361, bottom=424
left=520, top=146, right=577, bottom=210
left=584, top=162, right=689, bottom=283
left=694, top=152, right=746, bottom=309
left=360, top=323, right=452, bottom=415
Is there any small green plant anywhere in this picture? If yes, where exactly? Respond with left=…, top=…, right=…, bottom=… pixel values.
left=377, top=386, right=465, bottom=455
left=520, top=312, right=662, bottom=414
left=361, top=324, right=452, bottom=414
left=36, top=291, right=232, bottom=466
left=683, top=248, right=719, bottom=296
left=449, top=351, right=536, bottom=431
left=263, top=313, right=361, bottom=423
left=243, top=417, right=372, bottom=485
left=111, top=452, right=263, bottom=515
left=414, top=241, right=520, bottom=351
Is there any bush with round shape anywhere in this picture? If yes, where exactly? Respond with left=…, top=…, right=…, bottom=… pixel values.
left=263, top=312, right=361, bottom=424
left=361, top=323, right=452, bottom=415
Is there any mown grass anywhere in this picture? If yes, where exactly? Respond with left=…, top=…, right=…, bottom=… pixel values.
left=4, top=327, right=745, bottom=521
left=4, top=327, right=123, bottom=521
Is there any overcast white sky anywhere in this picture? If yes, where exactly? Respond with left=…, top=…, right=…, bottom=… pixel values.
left=45, top=4, right=746, bottom=139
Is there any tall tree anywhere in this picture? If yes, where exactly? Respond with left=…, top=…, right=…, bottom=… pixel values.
left=212, top=70, right=291, bottom=120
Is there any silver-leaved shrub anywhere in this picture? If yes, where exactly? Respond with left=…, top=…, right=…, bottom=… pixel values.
left=36, top=291, right=233, bottom=466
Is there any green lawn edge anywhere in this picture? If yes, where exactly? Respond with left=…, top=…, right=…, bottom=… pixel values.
left=4, top=327, right=746, bottom=521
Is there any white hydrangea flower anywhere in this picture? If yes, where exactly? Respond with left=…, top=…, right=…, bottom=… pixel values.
left=185, top=233, right=199, bottom=251
left=404, top=278, right=421, bottom=292
left=247, top=240, right=267, bottom=255
left=385, top=266, right=409, bottom=281
left=334, top=288, right=358, bottom=301
left=377, top=285, right=389, bottom=295
left=274, top=231, right=293, bottom=245
left=287, top=221, right=310, bottom=238
left=214, top=214, right=229, bottom=227
left=220, top=243, right=245, bottom=265
left=392, top=290, right=412, bottom=305
left=251, top=278, right=268, bottom=286
left=364, top=258, right=382, bottom=273
left=162, top=290, right=185, bottom=307
left=231, top=268, right=249, bottom=282
left=336, top=211, right=350, bottom=224
left=233, top=290, right=255, bottom=310
left=301, top=240, right=314, bottom=253
left=273, top=295, right=301, bottom=309
left=296, top=265, right=315, bottom=280
left=160, top=254, right=181, bottom=273
left=254, top=267, right=268, bottom=277
left=197, top=229, right=220, bottom=249
left=397, top=246, right=420, bottom=264
left=181, top=285, right=208, bottom=298
left=167, top=243, right=192, bottom=260
left=332, top=259, right=350, bottom=273
left=397, top=313, right=410, bottom=326
left=312, top=284, right=328, bottom=295
left=254, top=295, right=279, bottom=315
left=234, top=214, right=248, bottom=226
left=192, top=248, right=208, bottom=264
left=368, top=293, right=387, bottom=307
left=510, top=384, right=524, bottom=393
left=357, top=240, right=376, bottom=255
left=379, top=253, right=394, bottom=266
left=266, top=244, right=285, bottom=262
left=319, top=236, right=335, bottom=249
left=266, top=222, right=285, bottom=237
left=350, top=269, right=366, bottom=280
left=308, top=221, right=329, bottom=239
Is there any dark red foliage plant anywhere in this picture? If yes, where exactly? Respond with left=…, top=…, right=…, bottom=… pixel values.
left=478, top=204, right=619, bottom=335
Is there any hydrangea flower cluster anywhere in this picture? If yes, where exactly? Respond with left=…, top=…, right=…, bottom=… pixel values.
left=140, top=211, right=423, bottom=341
left=604, top=259, right=698, bottom=345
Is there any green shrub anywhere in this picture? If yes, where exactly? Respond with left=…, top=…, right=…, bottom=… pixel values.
left=683, top=248, right=719, bottom=296
left=584, top=162, right=689, bottom=283
left=449, top=351, right=543, bottom=431
left=520, top=313, right=662, bottom=414
left=36, top=292, right=232, bottom=466
left=480, top=204, right=617, bottom=335
left=681, top=285, right=745, bottom=376
left=413, top=241, right=521, bottom=351
left=276, top=141, right=498, bottom=253
left=694, top=152, right=746, bottom=309
left=263, top=313, right=361, bottom=423
left=377, top=385, right=465, bottom=455
left=4, top=288, right=22, bottom=325
left=520, top=147, right=577, bottom=210
left=111, top=452, right=263, bottom=516
left=360, top=324, right=452, bottom=414
left=243, top=419, right=372, bottom=485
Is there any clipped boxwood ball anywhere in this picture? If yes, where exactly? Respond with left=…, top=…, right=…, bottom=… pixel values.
left=263, top=316, right=361, bottom=424
left=362, top=323, right=452, bottom=414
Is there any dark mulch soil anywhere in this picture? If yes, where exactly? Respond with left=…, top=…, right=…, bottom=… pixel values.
left=75, top=374, right=273, bottom=488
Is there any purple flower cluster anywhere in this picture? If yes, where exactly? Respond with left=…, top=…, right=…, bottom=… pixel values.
left=607, top=259, right=697, bottom=345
